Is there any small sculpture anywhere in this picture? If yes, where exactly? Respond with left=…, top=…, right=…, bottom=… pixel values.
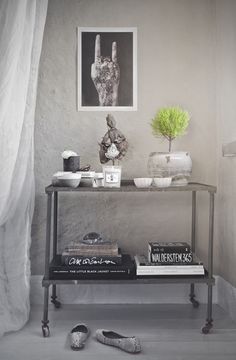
left=99, top=114, right=128, bottom=165
left=81, top=232, right=104, bottom=245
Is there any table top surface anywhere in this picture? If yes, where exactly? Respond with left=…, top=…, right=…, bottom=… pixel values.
left=45, top=180, right=217, bottom=193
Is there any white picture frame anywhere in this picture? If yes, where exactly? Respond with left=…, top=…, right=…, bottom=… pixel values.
left=77, top=27, right=137, bottom=111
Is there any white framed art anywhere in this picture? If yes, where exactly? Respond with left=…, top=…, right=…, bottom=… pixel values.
left=77, top=27, right=137, bottom=111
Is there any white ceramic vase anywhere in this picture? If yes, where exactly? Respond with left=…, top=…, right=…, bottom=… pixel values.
left=148, top=151, right=192, bottom=186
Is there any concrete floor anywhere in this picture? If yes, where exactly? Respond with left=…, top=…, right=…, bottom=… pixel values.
left=0, top=304, right=236, bottom=360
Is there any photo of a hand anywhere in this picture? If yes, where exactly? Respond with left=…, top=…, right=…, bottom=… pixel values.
left=91, top=34, right=120, bottom=106
left=80, top=29, right=134, bottom=108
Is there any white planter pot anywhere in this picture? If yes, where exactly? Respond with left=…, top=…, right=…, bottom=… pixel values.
left=148, top=151, right=192, bottom=186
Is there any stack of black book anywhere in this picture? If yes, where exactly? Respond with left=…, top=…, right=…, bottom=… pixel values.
left=50, top=238, right=135, bottom=280
left=135, top=242, right=205, bottom=276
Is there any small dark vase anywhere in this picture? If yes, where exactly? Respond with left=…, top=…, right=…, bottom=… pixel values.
left=63, top=156, right=80, bottom=172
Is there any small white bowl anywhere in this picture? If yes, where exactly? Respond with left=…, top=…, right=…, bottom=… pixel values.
left=153, top=177, right=172, bottom=188
left=77, top=171, right=96, bottom=187
left=134, top=178, right=153, bottom=188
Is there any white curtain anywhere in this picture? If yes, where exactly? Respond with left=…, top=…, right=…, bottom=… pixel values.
left=0, top=0, right=48, bottom=337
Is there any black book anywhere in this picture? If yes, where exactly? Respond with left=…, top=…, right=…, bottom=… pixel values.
left=61, top=252, right=122, bottom=266
left=148, top=242, right=191, bottom=254
left=49, top=254, right=135, bottom=280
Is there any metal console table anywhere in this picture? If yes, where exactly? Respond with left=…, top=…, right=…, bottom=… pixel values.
left=41, top=181, right=216, bottom=337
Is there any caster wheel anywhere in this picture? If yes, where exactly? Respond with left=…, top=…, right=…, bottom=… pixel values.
left=42, top=325, right=50, bottom=337
left=192, top=299, right=199, bottom=308
left=52, top=300, right=61, bottom=309
left=201, top=325, right=211, bottom=334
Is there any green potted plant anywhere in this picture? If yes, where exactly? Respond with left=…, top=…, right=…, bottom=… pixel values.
left=148, top=106, right=192, bottom=186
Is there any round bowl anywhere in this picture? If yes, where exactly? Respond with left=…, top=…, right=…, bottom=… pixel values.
left=57, top=178, right=81, bottom=188
left=52, top=172, right=81, bottom=188
left=153, top=177, right=172, bottom=188
left=134, top=178, right=153, bottom=188
left=77, top=171, right=95, bottom=187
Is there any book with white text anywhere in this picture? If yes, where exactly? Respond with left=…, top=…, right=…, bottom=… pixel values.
left=135, top=255, right=205, bottom=276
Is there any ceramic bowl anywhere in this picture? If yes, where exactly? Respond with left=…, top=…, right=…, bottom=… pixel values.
left=52, top=172, right=81, bottom=188
left=77, top=171, right=95, bottom=187
left=134, top=178, right=153, bottom=188
left=153, top=177, right=172, bottom=188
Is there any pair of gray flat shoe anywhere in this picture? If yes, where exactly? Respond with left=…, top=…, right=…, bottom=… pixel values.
left=70, top=324, right=141, bottom=353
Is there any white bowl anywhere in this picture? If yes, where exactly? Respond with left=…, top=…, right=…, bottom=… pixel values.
left=153, top=177, right=172, bottom=188
left=77, top=171, right=95, bottom=187
left=57, top=178, right=81, bottom=188
left=134, top=178, right=153, bottom=188
left=52, top=172, right=81, bottom=188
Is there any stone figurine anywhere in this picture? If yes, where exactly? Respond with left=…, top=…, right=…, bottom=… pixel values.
left=99, top=114, right=128, bottom=165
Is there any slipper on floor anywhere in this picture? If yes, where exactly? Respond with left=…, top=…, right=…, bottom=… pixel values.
left=70, top=324, right=89, bottom=350
left=95, top=329, right=141, bottom=353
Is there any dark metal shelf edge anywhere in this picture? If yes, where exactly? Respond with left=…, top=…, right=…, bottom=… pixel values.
left=45, top=181, right=217, bottom=194
left=42, top=275, right=215, bottom=286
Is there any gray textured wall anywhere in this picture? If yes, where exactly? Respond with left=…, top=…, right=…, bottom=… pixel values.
left=32, top=0, right=217, bottom=275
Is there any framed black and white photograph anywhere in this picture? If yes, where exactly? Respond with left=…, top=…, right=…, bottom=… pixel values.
left=77, top=27, right=137, bottom=111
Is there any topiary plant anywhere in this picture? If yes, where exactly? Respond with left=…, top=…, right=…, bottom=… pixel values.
left=151, top=107, right=190, bottom=152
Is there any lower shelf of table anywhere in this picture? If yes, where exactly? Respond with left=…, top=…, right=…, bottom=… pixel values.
left=42, top=274, right=215, bottom=286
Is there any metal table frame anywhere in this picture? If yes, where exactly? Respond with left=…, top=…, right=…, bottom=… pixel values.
left=41, top=181, right=216, bottom=337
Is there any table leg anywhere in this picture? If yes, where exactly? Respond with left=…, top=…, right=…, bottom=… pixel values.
left=42, top=286, right=50, bottom=337
left=51, top=192, right=61, bottom=308
left=189, top=191, right=199, bottom=307
left=202, top=192, right=214, bottom=334
left=41, top=193, right=52, bottom=337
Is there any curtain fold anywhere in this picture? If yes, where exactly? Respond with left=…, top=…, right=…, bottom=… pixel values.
left=0, top=0, right=48, bottom=337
